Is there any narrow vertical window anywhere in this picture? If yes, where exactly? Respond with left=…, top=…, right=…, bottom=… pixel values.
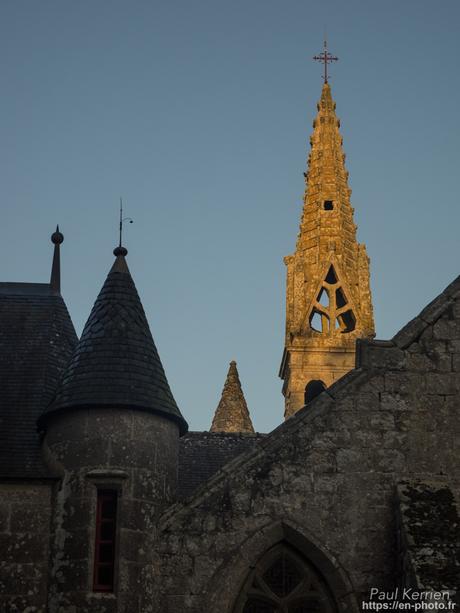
left=93, top=489, right=117, bottom=592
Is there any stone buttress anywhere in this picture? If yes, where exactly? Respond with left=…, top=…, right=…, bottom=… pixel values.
left=280, top=82, right=375, bottom=418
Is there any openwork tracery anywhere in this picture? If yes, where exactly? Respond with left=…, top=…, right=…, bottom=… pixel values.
left=309, top=265, right=356, bottom=335
left=233, top=544, right=336, bottom=613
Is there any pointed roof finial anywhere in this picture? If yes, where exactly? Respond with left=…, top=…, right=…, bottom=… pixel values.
left=50, top=225, right=64, bottom=293
left=210, top=360, right=255, bottom=433
left=313, top=40, right=338, bottom=83
left=114, top=197, right=133, bottom=257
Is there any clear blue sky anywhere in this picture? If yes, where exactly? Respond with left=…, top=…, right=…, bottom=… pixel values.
left=1, top=1, right=459, bottom=433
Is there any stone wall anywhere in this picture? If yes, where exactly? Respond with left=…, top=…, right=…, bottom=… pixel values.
left=155, top=279, right=460, bottom=613
left=396, top=481, right=460, bottom=593
left=0, top=482, right=53, bottom=612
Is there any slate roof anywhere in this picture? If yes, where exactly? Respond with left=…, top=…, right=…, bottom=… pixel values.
left=178, top=431, right=266, bottom=499
left=41, top=252, right=188, bottom=435
left=0, top=282, right=77, bottom=478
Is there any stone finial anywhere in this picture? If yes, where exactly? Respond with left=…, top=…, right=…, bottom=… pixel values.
left=210, top=361, right=255, bottom=433
left=50, top=225, right=63, bottom=293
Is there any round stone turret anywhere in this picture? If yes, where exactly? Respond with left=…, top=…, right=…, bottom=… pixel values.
left=39, top=248, right=187, bottom=612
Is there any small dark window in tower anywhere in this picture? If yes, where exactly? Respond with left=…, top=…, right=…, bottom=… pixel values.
left=93, top=489, right=118, bottom=592
left=325, top=266, right=337, bottom=284
left=323, top=200, right=334, bottom=210
left=305, top=380, right=326, bottom=404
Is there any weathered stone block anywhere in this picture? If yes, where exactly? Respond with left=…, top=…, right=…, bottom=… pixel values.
left=425, top=373, right=458, bottom=395
left=384, top=372, right=425, bottom=395
left=419, top=394, right=446, bottom=414
left=336, top=448, right=369, bottom=472
left=382, top=430, right=407, bottom=449
left=0, top=502, right=9, bottom=532
left=356, top=391, right=381, bottom=412
left=447, top=339, right=460, bottom=352
left=119, top=528, right=151, bottom=564
left=0, top=599, right=46, bottom=613
left=364, top=344, right=406, bottom=370
left=419, top=294, right=454, bottom=325
left=51, top=558, right=89, bottom=592
left=433, top=317, right=460, bottom=341
left=0, top=530, right=47, bottom=563
left=372, top=448, right=406, bottom=473
left=393, top=411, right=413, bottom=432
left=453, top=353, right=460, bottom=372
left=379, top=392, right=409, bottom=412
left=369, top=412, right=395, bottom=430
left=0, top=561, right=46, bottom=596
left=452, top=297, right=460, bottom=318
left=393, top=317, right=427, bottom=349
left=84, top=593, right=118, bottom=613
left=120, top=498, right=157, bottom=533
left=10, top=502, right=49, bottom=533
left=405, top=352, right=437, bottom=371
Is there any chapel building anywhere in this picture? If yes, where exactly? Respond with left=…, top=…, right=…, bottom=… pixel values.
left=0, top=73, right=459, bottom=613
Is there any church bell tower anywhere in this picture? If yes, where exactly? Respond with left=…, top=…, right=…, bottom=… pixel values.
left=280, top=44, right=375, bottom=418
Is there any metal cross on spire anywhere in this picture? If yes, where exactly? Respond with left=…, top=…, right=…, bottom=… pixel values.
left=313, top=40, right=338, bottom=83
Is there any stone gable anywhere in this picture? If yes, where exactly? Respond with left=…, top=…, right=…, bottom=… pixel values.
left=156, top=276, right=460, bottom=613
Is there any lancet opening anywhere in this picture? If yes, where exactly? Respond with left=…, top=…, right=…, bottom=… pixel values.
left=325, top=266, right=337, bottom=284
left=309, top=265, right=356, bottom=336
left=335, top=288, right=347, bottom=309
left=337, top=310, right=356, bottom=333
left=310, top=310, right=329, bottom=333
left=317, top=289, right=329, bottom=308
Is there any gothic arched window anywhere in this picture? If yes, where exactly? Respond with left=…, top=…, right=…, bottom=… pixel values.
left=233, top=544, right=336, bottom=613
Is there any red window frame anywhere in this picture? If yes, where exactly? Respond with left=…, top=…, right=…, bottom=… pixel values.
left=93, top=489, right=118, bottom=592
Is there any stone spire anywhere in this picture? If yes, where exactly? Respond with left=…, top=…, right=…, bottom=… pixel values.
left=40, top=246, right=188, bottom=434
left=280, top=82, right=375, bottom=418
left=210, top=361, right=254, bottom=433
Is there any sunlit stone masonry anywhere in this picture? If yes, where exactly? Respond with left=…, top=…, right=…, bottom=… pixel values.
left=280, top=82, right=375, bottom=418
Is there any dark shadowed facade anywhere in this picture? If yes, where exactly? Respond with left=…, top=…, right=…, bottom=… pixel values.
left=0, top=82, right=459, bottom=613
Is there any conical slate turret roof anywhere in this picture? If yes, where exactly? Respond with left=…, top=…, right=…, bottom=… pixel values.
left=40, top=248, right=187, bottom=434
left=210, top=361, right=254, bottom=433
